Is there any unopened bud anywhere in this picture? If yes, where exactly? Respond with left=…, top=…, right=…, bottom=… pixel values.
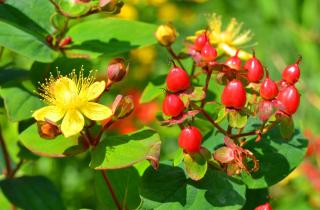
left=155, top=23, right=177, bottom=47
left=213, top=146, right=234, bottom=164
left=107, top=58, right=128, bottom=82
left=59, top=36, right=72, bottom=48
left=37, top=121, right=61, bottom=139
left=112, top=95, right=134, bottom=120
left=258, top=100, right=274, bottom=121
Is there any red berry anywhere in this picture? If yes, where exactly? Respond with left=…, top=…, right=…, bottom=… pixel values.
left=201, top=42, right=217, bottom=61
left=254, top=202, right=273, bottom=210
left=260, top=78, right=278, bottom=100
left=162, top=94, right=185, bottom=117
left=221, top=79, right=247, bottom=109
left=277, top=85, right=300, bottom=115
left=282, top=56, right=301, bottom=85
left=166, top=67, right=190, bottom=92
left=178, top=126, right=203, bottom=153
left=225, top=50, right=242, bottom=70
left=59, top=36, right=72, bottom=48
left=244, top=52, right=264, bottom=82
left=194, top=32, right=208, bottom=51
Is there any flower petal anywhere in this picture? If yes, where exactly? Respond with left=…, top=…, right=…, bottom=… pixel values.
left=61, top=109, right=84, bottom=137
left=80, top=102, right=112, bottom=121
left=86, top=81, right=106, bottom=101
left=54, top=77, right=78, bottom=104
left=32, top=106, right=65, bottom=122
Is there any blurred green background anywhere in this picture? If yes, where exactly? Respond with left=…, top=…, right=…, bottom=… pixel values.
left=1, top=0, right=320, bottom=209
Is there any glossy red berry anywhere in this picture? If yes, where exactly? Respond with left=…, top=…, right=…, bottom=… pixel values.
left=194, top=32, right=208, bottom=51
left=221, top=79, right=247, bottom=109
left=260, top=78, right=278, bottom=100
left=166, top=66, right=190, bottom=92
left=59, top=36, right=72, bottom=48
left=178, top=126, right=203, bottom=153
left=201, top=42, right=217, bottom=61
left=244, top=51, right=264, bottom=82
left=162, top=94, right=185, bottom=117
left=277, top=85, right=300, bottom=115
left=282, top=56, right=301, bottom=85
left=225, top=50, right=242, bottom=70
left=254, top=202, right=273, bottom=210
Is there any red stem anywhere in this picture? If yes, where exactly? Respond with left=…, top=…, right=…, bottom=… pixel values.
left=166, top=46, right=185, bottom=70
left=101, top=171, right=123, bottom=210
left=0, top=131, right=12, bottom=177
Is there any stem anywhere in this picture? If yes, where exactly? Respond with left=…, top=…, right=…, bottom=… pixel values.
left=191, top=103, right=229, bottom=136
left=10, top=159, right=24, bottom=178
left=201, top=68, right=213, bottom=108
left=166, top=46, right=185, bottom=70
left=190, top=61, right=196, bottom=76
left=101, top=171, right=123, bottom=210
left=0, top=131, right=12, bottom=177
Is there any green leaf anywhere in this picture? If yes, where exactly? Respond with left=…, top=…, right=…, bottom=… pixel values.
left=0, top=69, right=29, bottom=86
left=140, top=164, right=246, bottom=210
left=173, top=148, right=184, bottom=166
left=241, top=125, right=308, bottom=189
left=279, top=116, right=294, bottom=140
left=227, top=110, right=247, bottom=128
left=140, top=75, right=166, bottom=104
left=0, top=86, right=44, bottom=122
left=6, top=0, right=55, bottom=33
left=94, top=168, right=141, bottom=210
left=66, top=18, right=158, bottom=58
left=19, top=124, right=87, bottom=158
left=90, top=128, right=161, bottom=170
left=0, top=176, right=66, bottom=210
left=0, top=4, right=58, bottom=62
left=184, top=152, right=207, bottom=181
left=58, top=0, right=91, bottom=17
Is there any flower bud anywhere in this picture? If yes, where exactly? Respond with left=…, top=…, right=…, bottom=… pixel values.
left=59, top=36, right=72, bottom=48
left=214, top=146, right=234, bottom=163
left=112, top=95, right=134, bottom=120
left=155, top=23, right=177, bottom=47
left=37, top=121, right=61, bottom=139
left=107, top=58, right=128, bottom=82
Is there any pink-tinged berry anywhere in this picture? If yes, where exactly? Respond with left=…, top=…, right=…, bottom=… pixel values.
left=166, top=66, right=190, bottom=92
left=277, top=85, right=300, bottom=115
left=260, top=71, right=278, bottom=100
left=254, top=202, right=273, bottom=210
left=201, top=42, right=217, bottom=62
left=282, top=56, right=302, bottom=85
left=225, top=50, right=242, bottom=70
left=194, top=32, right=208, bottom=51
left=162, top=94, right=185, bottom=117
left=244, top=51, right=264, bottom=82
left=221, top=79, right=247, bottom=109
left=178, top=126, right=203, bottom=153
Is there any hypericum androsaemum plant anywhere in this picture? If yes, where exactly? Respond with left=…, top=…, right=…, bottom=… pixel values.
left=138, top=14, right=307, bottom=209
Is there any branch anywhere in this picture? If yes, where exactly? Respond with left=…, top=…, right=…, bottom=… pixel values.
left=200, top=68, right=213, bottom=108
left=166, top=46, right=186, bottom=70
left=101, top=171, right=123, bottom=210
left=0, top=131, right=12, bottom=177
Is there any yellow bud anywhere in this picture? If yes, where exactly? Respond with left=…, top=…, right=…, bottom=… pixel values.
left=155, top=23, right=177, bottom=47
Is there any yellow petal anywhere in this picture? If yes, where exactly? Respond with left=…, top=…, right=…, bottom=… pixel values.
left=61, top=109, right=84, bottom=137
left=54, top=77, right=78, bottom=103
left=32, top=106, right=65, bottom=122
left=85, top=81, right=106, bottom=101
left=80, top=102, right=112, bottom=121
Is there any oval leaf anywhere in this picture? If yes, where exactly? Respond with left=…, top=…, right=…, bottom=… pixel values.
left=19, top=124, right=87, bottom=157
left=241, top=125, right=308, bottom=189
left=184, top=152, right=207, bottom=181
left=0, top=176, right=66, bottom=210
left=90, top=128, right=161, bottom=170
left=66, top=18, right=158, bottom=58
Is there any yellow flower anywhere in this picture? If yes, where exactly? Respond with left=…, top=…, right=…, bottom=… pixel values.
left=32, top=70, right=112, bottom=137
left=187, top=14, right=254, bottom=60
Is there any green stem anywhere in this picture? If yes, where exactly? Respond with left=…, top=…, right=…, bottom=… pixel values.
left=0, top=130, right=12, bottom=177
left=200, top=68, right=213, bottom=108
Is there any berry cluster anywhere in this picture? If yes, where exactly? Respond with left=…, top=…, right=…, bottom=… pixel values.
left=158, top=27, right=302, bottom=177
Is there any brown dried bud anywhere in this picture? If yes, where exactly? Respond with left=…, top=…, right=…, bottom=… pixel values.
left=37, top=121, right=61, bottom=139
left=111, top=95, right=134, bottom=120
left=213, top=146, right=235, bottom=164
left=107, top=58, right=128, bottom=82
left=155, top=23, right=177, bottom=46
